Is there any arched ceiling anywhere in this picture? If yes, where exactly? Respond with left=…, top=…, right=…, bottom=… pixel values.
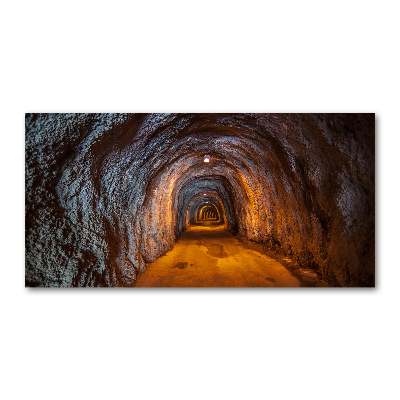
left=25, top=113, right=375, bottom=287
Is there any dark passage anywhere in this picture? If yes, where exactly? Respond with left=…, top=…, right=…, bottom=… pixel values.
left=25, top=113, right=375, bottom=287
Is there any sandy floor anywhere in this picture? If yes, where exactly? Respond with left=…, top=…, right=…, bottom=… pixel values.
left=135, top=224, right=325, bottom=287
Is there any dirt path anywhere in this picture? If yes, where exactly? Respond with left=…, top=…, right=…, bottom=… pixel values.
left=135, top=225, right=323, bottom=287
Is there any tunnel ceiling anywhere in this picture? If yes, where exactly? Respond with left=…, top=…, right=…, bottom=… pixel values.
left=25, top=113, right=375, bottom=287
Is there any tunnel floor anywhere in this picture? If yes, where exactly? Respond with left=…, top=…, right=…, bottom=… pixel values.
left=135, top=224, right=326, bottom=287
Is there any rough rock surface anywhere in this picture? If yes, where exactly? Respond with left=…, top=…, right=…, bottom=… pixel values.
left=25, top=113, right=375, bottom=287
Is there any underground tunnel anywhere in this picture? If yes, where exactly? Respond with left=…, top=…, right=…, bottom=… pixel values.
left=25, top=113, right=375, bottom=287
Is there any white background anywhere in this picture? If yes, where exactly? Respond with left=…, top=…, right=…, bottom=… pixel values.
left=0, top=1, right=398, bottom=399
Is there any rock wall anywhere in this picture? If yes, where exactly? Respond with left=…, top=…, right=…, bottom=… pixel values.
left=25, top=113, right=375, bottom=287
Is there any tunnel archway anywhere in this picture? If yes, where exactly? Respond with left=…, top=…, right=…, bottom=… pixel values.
left=25, top=113, right=375, bottom=287
left=186, top=191, right=226, bottom=227
left=198, top=204, right=218, bottom=220
left=197, top=202, right=220, bottom=221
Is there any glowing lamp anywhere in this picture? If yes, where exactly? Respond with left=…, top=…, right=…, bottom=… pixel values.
left=203, top=155, right=210, bottom=163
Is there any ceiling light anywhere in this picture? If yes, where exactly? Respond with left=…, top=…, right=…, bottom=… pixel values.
left=203, top=155, right=210, bottom=163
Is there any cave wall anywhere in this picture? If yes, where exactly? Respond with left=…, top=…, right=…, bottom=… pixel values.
left=25, top=113, right=375, bottom=287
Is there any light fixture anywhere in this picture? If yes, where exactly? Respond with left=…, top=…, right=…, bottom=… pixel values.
left=203, top=155, right=210, bottom=163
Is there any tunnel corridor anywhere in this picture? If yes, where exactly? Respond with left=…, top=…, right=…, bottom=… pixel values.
left=135, top=223, right=325, bottom=287
left=25, top=113, right=375, bottom=287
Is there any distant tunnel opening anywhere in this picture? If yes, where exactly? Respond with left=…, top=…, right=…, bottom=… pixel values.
left=197, top=204, right=219, bottom=221
left=25, top=113, right=375, bottom=287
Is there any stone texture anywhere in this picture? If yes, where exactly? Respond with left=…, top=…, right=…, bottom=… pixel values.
left=25, top=113, right=375, bottom=287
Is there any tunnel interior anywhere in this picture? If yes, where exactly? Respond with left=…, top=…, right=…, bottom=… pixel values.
left=25, top=113, right=375, bottom=287
left=197, top=203, right=220, bottom=221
